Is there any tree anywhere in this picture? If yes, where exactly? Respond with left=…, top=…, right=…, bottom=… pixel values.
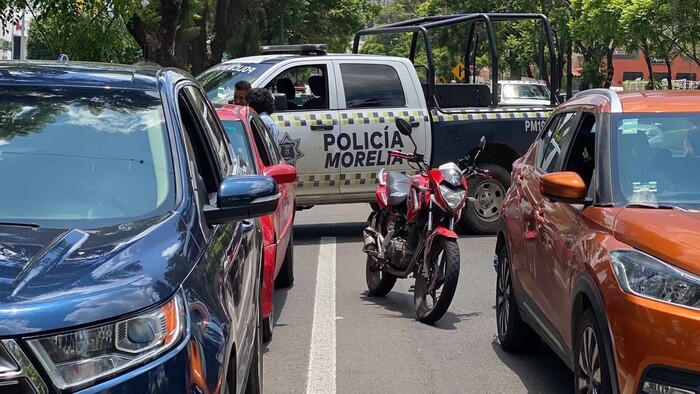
left=664, top=0, right=700, bottom=69
left=0, top=38, right=10, bottom=59
left=569, top=0, right=624, bottom=88
left=25, top=5, right=141, bottom=63
left=618, top=0, right=674, bottom=89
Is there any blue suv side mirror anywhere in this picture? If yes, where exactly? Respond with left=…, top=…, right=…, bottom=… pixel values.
left=204, top=175, right=280, bottom=224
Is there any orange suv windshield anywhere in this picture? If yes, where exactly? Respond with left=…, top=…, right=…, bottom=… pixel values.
left=613, top=113, right=700, bottom=209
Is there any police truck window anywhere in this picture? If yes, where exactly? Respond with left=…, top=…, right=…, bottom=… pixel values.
left=340, top=64, right=406, bottom=109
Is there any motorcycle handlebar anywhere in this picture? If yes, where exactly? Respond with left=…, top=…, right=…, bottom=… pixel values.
left=463, top=165, right=491, bottom=179
left=389, top=150, right=417, bottom=161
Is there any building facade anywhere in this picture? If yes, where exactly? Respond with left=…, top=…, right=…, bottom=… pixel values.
left=1, top=12, right=32, bottom=60
left=573, top=50, right=700, bottom=87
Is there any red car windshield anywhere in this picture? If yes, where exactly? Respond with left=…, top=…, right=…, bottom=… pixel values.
left=221, top=119, right=257, bottom=173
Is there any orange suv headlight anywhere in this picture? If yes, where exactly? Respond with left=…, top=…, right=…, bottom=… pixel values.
left=610, top=250, right=700, bottom=309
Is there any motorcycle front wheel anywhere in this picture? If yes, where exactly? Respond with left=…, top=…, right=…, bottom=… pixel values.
left=414, top=237, right=460, bottom=324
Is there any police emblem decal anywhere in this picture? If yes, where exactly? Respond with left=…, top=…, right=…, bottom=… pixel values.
left=278, top=132, right=304, bottom=166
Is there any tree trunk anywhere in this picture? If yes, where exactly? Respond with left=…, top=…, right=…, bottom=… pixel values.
left=186, top=1, right=210, bottom=75
left=557, top=37, right=566, bottom=94
left=582, top=48, right=593, bottom=90
left=209, top=0, right=239, bottom=68
left=566, top=39, right=573, bottom=97
left=665, top=56, right=673, bottom=89
left=604, top=45, right=614, bottom=88
left=642, top=42, right=655, bottom=90
left=509, top=61, right=522, bottom=80
left=525, top=66, right=534, bottom=79
left=126, top=0, right=184, bottom=68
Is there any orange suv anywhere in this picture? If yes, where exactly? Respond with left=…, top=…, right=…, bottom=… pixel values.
left=495, top=89, right=700, bottom=394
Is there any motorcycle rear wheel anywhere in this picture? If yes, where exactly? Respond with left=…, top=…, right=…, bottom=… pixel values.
left=414, top=237, right=460, bottom=324
left=366, top=255, right=397, bottom=297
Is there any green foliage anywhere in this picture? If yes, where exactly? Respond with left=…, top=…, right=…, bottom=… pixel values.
left=0, top=0, right=699, bottom=91
left=271, top=0, right=378, bottom=53
left=0, top=38, right=10, bottom=52
left=27, top=10, right=141, bottom=63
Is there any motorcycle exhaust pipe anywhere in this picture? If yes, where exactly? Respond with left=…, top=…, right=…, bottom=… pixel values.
left=362, top=227, right=378, bottom=254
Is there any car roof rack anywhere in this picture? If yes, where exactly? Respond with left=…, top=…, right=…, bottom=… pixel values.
left=260, top=44, right=327, bottom=56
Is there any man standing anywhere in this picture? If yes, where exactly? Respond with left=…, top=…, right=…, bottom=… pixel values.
left=246, top=88, right=280, bottom=143
left=232, top=80, right=252, bottom=106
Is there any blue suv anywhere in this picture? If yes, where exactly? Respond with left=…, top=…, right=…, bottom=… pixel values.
left=0, top=61, right=277, bottom=393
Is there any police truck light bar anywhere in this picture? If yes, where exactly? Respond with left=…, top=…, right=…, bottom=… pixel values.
left=260, top=44, right=328, bottom=56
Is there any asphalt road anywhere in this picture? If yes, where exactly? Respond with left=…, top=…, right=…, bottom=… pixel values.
left=263, top=203, right=573, bottom=394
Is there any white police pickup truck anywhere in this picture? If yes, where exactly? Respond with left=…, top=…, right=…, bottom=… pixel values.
left=197, top=13, right=560, bottom=233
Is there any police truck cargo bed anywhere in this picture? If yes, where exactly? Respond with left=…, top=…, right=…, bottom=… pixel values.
left=197, top=13, right=561, bottom=233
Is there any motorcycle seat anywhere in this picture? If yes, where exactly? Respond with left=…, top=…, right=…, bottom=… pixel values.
left=387, top=171, right=410, bottom=206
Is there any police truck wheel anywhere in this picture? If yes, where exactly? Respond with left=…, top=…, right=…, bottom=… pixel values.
left=460, top=164, right=510, bottom=235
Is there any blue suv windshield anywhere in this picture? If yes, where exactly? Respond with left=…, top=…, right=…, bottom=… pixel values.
left=0, top=86, right=175, bottom=228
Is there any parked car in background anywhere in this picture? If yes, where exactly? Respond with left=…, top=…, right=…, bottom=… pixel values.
left=497, top=80, right=552, bottom=106
left=496, top=89, right=700, bottom=394
left=216, top=104, right=297, bottom=343
left=0, top=61, right=276, bottom=393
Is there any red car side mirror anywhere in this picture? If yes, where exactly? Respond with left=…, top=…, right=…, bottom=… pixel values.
left=265, top=164, right=297, bottom=185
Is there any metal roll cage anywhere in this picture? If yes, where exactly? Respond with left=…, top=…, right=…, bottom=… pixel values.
left=352, top=13, right=559, bottom=107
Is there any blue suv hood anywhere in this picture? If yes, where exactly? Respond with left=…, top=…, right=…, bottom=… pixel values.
left=0, top=212, right=197, bottom=337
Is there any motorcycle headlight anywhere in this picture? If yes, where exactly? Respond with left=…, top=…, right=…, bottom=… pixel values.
left=438, top=184, right=466, bottom=211
left=610, top=250, right=700, bottom=309
left=27, top=292, right=186, bottom=390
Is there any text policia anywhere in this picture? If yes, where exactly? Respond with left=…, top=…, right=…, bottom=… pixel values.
left=323, top=127, right=405, bottom=168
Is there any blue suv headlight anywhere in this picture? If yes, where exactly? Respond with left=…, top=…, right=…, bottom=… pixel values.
left=27, top=292, right=186, bottom=390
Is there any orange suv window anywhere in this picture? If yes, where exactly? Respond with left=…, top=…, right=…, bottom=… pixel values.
left=539, top=112, right=577, bottom=173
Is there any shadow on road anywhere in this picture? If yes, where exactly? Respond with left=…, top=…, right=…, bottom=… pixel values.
left=263, top=284, right=293, bottom=354
left=294, top=221, right=495, bottom=246
left=294, top=222, right=366, bottom=245
left=491, top=338, right=573, bottom=393
left=359, top=291, right=481, bottom=330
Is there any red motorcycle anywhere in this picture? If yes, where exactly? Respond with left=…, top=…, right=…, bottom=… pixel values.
left=363, top=118, right=488, bottom=323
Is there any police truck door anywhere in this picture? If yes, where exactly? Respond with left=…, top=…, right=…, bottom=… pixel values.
left=335, top=60, right=429, bottom=198
left=263, top=61, right=340, bottom=203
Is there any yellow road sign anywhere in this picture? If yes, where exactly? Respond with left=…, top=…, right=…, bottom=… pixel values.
left=452, top=62, right=465, bottom=80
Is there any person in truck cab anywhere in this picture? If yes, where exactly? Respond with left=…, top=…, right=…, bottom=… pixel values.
left=303, top=74, right=326, bottom=109
left=233, top=80, right=252, bottom=105
left=276, top=78, right=300, bottom=109
left=247, top=87, right=280, bottom=142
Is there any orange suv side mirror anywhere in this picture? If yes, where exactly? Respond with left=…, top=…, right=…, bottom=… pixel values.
left=540, top=172, right=593, bottom=206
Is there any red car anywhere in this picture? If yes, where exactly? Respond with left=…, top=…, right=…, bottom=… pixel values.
left=216, top=104, right=297, bottom=342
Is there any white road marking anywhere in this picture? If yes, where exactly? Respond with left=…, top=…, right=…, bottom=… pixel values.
left=306, top=237, right=336, bottom=394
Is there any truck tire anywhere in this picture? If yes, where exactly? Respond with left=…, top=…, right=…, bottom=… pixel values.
left=460, top=164, right=510, bottom=234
